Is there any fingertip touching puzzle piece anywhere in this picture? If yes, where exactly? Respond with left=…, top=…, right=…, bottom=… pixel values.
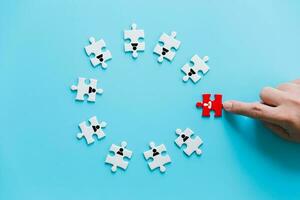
left=143, top=142, right=171, bottom=172
left=153, top=31, right=181, bottom=63
left=124, top=23, right=145, bottom=58
left=85, top=37, right=112, bottom=69
left=71, top=77, right=103, bottom=102
left=77, top=116, right=107, bottom=145
left=196, top=94, right=223, bottom=117
left=182, top=54, right=209, bottom=83
left=175, top=128, right=203, bottom=156
left=105, top=141, right=133, bottom=172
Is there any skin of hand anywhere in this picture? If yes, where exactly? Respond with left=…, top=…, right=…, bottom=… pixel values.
left=223, top=79, right=300, bottom=143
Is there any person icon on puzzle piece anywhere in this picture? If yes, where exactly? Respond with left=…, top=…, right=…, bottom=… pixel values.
left=223, top=79, right=300, bottom=143
left=143, top=142, right=171, bottom=173
left=153, top=31, right=181, bottom=63
left=105, top=141, right=132, bottom=172
left=85, top=37, right=112, bottom=69
left=124, top=23, right=145, bottom=58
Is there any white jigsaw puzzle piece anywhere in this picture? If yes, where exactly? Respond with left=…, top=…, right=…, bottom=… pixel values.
left=85, top=37, right=112, bottom=68
left=71, top=77, right=103, bottom=102
left=105, top=141, right=133, bottom=172
left=143, top=142, right=171, bottom=172
left=182, top=55, right=209, bottom=83
left=153, top=32, right=181, bottom=63
left=175, top=128, right=203, bottom=156
left=124, top=23, right=145, bottom=58
left=77, top=116, right=107, bottom=145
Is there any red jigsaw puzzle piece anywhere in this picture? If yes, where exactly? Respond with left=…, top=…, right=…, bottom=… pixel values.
left=196, top=94, right=223, bottom=117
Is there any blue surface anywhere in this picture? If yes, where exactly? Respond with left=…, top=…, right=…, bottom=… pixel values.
left=1, top=0, right=300, bottom=199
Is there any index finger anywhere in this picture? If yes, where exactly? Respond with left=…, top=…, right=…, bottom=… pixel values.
left=223, top=100, right=283, bottom=125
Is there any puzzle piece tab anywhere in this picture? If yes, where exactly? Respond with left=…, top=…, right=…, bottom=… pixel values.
left=196, top=94, right=223, bottom=117
left=153, top=32, right=181, bottom=63
left=182, top=54, right=209, bottom=83
left=143, top=142, right=171, bottom=172
left=124, top=23, right=145, bottom=58
left=71, top=77, right=103, bottom=102
left=175, top=128, right=203, bottom=156
left=105, top=141, right=132, bottom=172
left=85, top=37, right=112, bottom=68
left=77, top=116, right=107, bottom=144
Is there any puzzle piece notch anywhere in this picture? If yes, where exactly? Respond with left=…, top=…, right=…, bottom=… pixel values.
left=85, top=37, right=112, bottom=68
left=124, top=23, right=145, bottom=58
left=105, top=141, right=133, bottom=172
left=196, top=94, right=223, bottom=117
left=143, top=142, right=171, bottom=172
left=175, top=128, right=203, bottom=156
left=71, top=77, right=103, bottom=102
left=182, top=55, right=210, bottom=83
left=77, top=116, right=107, bottom=144
left=153, top=31, right=181, bottom=63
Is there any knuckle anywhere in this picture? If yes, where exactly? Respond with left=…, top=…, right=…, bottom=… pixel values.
left=289, top=113, right=300, bottom=126
left=279, top=115, right=291, bottom=124
left=281, top=93, right=300, bottom=106
left=277, top=83, right=293, bottom=91
left=276, top=83, right=287, bottom=90
left=251, top=104, right=264, bottom=118
left=290, top=97, right=300, bottom=106
left=278, top=112, right=295, bottom=126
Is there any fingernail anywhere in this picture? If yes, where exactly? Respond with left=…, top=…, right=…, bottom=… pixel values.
left=223, top=101, right=233, bottom=111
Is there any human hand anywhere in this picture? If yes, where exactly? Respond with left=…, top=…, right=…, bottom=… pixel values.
left=223, top=79, right=300, bottom=143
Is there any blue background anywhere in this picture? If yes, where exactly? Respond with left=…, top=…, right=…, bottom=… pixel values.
left=1, top=0, right=300, bottom=199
